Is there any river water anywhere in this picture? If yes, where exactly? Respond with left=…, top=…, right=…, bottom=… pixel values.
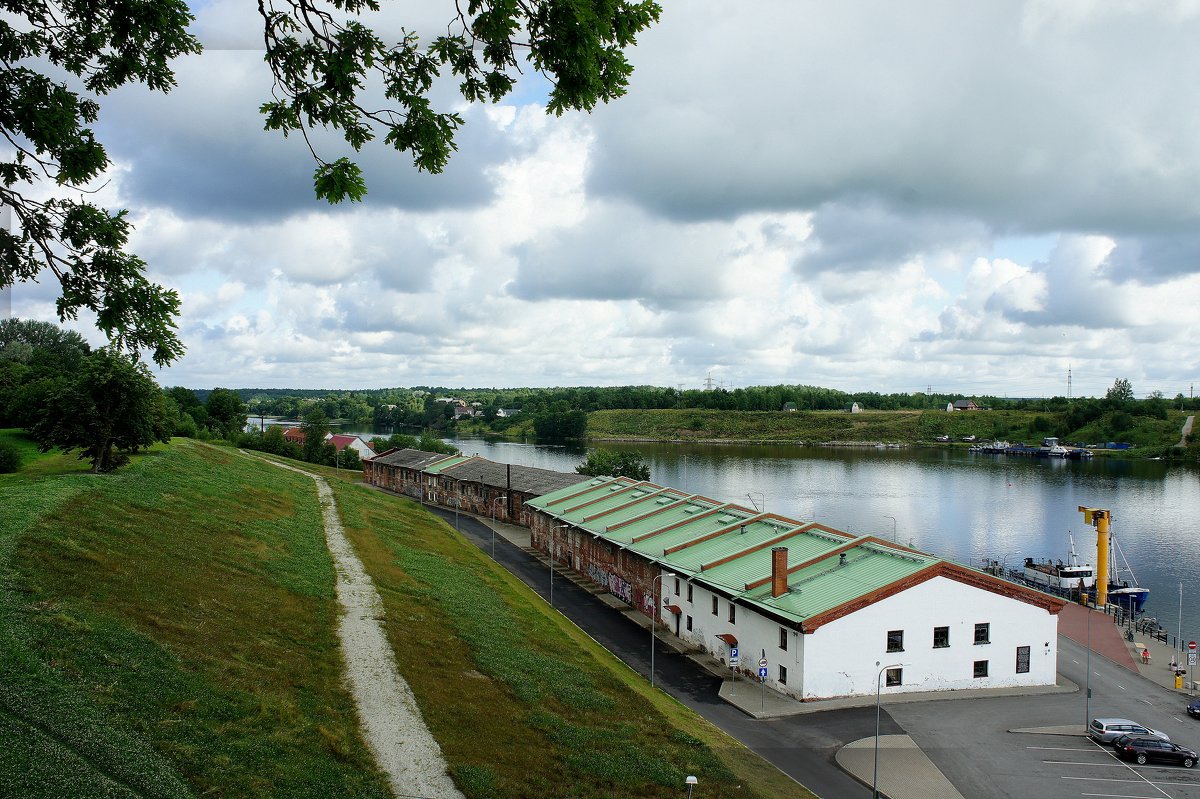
left=438, top=436, right=1200, bottom=643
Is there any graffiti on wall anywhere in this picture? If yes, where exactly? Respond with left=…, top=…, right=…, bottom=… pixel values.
left=587, top=564, right=633, bottom=604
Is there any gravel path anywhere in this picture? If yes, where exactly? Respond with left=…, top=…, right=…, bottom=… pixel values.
left=250, top=454, right=463, bottom=799
left=1179, top=415, right=1194, bottom=448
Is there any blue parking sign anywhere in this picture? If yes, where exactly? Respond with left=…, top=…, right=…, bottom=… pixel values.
left=730, top=646, right=739, bottom=660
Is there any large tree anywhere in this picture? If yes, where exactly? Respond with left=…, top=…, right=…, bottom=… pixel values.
left=27, top=347, right=171, bottom=472
left=576, top=448, right=649, bottom=481
left=1, top=1, right=661, bottom=363
left=206, top=387, right=247, bottom=439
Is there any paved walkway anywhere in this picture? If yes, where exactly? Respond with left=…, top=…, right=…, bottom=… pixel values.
left=1059, top=602, right=1199, bottom=694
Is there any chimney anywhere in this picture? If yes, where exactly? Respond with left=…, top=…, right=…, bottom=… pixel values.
left=771, top=546, right=788, bottom=598
left=839, top=552, right=847, bottom=566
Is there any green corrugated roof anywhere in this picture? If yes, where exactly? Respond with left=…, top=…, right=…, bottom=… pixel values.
left=422, top=454, right=473, bottom=474
left=741, top=544, right=939, bottom=623
left=523, top=474, right=979, bottom=627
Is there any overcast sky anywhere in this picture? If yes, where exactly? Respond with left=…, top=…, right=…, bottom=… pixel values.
left=9, top=1, right=1200, bottom=397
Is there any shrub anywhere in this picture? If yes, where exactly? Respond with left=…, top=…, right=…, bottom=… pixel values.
left=0, top=441, right=21, bottom=473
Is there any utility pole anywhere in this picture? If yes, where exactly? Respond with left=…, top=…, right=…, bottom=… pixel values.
left=1067, top=365, right=1073, bottom=402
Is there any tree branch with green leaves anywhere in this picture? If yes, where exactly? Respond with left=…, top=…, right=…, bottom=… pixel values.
left=2, top=0, right=660, bottom=365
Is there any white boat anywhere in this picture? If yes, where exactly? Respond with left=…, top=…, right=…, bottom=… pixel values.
left=1023, top=534, right=1095, bottom=591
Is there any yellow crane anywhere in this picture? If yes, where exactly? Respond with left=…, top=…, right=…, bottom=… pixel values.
left=1078, top=506, right=1111, bottom=607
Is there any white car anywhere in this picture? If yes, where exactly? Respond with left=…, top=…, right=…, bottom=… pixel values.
left=1089, top=718, right=1170, bottom=744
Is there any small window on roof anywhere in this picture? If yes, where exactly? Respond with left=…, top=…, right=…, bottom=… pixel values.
left=684, top=507, right=700, bottom=514
left=608, top=485, right=621, bottom=491
left=655, top=497, right=673, bottom=505
left=630, top=491, right=644, bottom=498
left=717, top=515, right=736, bottom=524
left=590, top=479, right=604, bottom=485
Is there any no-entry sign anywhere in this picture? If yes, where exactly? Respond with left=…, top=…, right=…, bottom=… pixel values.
left=1189, top=641, right=1197, bottom=651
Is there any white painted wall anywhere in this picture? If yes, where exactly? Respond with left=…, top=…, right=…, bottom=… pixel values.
left=801, top=575, right=1058, bottom=699
left=668, top=574, right=1057, bottom=700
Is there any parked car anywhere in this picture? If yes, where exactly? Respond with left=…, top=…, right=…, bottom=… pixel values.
left=1114, top=737, right=1197, bottom=767
left=934, top=435, right=950, bottom=442
left=1187, top=699, right=1200, bottom=719
left=961, top=435, right=976, bottom=442
left=1089, top=718, right=1170, bottom=744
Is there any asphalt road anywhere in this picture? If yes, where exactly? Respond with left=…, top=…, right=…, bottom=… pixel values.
left=889, top=636, right=1200, bottom=799
left=429, top=506, right=887, bottom=798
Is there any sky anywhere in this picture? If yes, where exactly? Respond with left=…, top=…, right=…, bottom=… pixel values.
left=8, top=1, right=1200, bottom=397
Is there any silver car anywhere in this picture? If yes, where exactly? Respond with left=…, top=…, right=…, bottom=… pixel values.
left=1089, top=718, right=1170, bottom=744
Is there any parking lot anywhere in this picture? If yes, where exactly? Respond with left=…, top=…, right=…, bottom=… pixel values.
left=1027, top=735, right=1200, bottom=798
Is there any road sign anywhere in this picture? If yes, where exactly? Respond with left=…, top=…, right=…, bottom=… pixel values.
left=1189, top=652, right=1197, bottom=667
left=759, top=657, right=768, bottom=668
left=1189, top=641, right=1197, bottom=651
left=730, top=658, right=739, bottom=667
left=730, top=647, right=739, bottom=660
left=758, top=667, right=768, bottom=679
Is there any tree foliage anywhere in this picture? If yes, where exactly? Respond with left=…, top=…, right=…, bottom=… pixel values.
left=206, top=388, right=247, bottom=439
left=301, top=408, right=331, bottom=463
left=26, top=346, right=170, bottom=472
left=2, top=1, right=659, bottom=362
left=576, top=449, right=649, bottom=480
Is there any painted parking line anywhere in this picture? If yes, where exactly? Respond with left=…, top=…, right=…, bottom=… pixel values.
left=1064, top=776, right=1200, bottom=787
left=1079, top=794, right=1169, bottom=798
left=1029, top=746, right=1112, bottom=752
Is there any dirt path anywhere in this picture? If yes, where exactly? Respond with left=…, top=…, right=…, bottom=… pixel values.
left=248, top=454, right=463, bottom=799
left=1179, top=415, right=1194, bottom=448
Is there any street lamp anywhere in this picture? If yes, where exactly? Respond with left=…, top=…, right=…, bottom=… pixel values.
left=873, top=661, right=904, bottom=799
left=490, top=494, right=508, bottom=558
left=883, top=515, right=897, bottom=542
left=651, top=571, right=677, bottom=688
left=685, top=775, right=698, bottom=798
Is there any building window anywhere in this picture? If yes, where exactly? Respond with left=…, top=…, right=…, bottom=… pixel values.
left=933, top=626, right=950, bottom=648
left=712, top=596, right=718, bottom=616
left=687, top=583, right=693, bottom=603
left=974, top=623, right=990, bottom=645
left=780, top=628, right=788, bottom=651
left=885, top=667, right=902, bottom=687
left=728, top=603, right=736, bottom=624
left=974, top=660, right=989, bottom=678
left=1016, top=645, right=1031, bottom=674
left=686, top=615, right=693, bottom=632
left=779, top=665, right=788, bottom=685
left=674, top=577, right=680, bottom=596
left=887, top=629, right=904, bottom=652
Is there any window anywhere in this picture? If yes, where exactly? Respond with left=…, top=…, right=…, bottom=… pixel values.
left=933, top=626, right=949, bottom=648
left=687, top=583, right=693, bottom=603
left=885, top=667, right=902, bottom=687
left=974, top=623, right=990, bottom=645
left=1016, top=645, right=1030, bottom=674
left=973, top=660, right=989, bottom=678
left=686, top=615, right=693, bottom=632
left=887, top=629, right=904, bottom=652
left=779, top=665, right=788, bottom=685
left=728, top=603, right=736, bottom=624
left=674, top=577, right=680, bottom=596
left=711, top=596, right=718, bottom=616
left=779, top=628, right=788, bottom=651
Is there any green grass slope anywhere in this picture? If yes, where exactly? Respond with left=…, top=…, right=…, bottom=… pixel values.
left=2, top=439, right=814, bottom=799
left=0, top=439, right=390, bottom=798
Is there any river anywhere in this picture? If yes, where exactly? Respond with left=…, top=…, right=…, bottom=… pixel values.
left=429, top=436, right=1200, bottom=645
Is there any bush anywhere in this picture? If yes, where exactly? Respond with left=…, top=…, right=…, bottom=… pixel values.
left=0, top=441, right=21, bottom=473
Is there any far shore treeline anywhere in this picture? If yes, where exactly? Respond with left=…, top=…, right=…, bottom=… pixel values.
left=2, top=319, right=1198, bottom=476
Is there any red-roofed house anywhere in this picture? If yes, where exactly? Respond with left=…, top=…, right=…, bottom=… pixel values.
left=281, top=427, right=306, bottom=445
left=327, top=434, right=375, bottom=460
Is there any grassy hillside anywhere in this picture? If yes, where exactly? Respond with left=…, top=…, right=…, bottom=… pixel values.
left=585, top=408, right=1192, bottom=451
left=1, top=438, right=813, bottom=798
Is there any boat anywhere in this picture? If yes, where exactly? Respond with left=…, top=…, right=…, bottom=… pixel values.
left=1041, top=437, right=1070, bottom=457
left=1018, top=510, right=1150, bottom=614
left=1023, top=534, right=1095, bottom=593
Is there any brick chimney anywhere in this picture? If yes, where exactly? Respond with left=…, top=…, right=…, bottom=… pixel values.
left=771, top=546, right=788, bottom=598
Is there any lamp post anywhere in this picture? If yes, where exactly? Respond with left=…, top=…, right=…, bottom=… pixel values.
left=685, top=775, right=698, bottom=798
left=490, top=494, right=508, bottom=558
left=651, top=571, right=676, bottom=688
left=883, top=515, right=897, bottom=543
left=873, top=661, right=904, bottom=799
